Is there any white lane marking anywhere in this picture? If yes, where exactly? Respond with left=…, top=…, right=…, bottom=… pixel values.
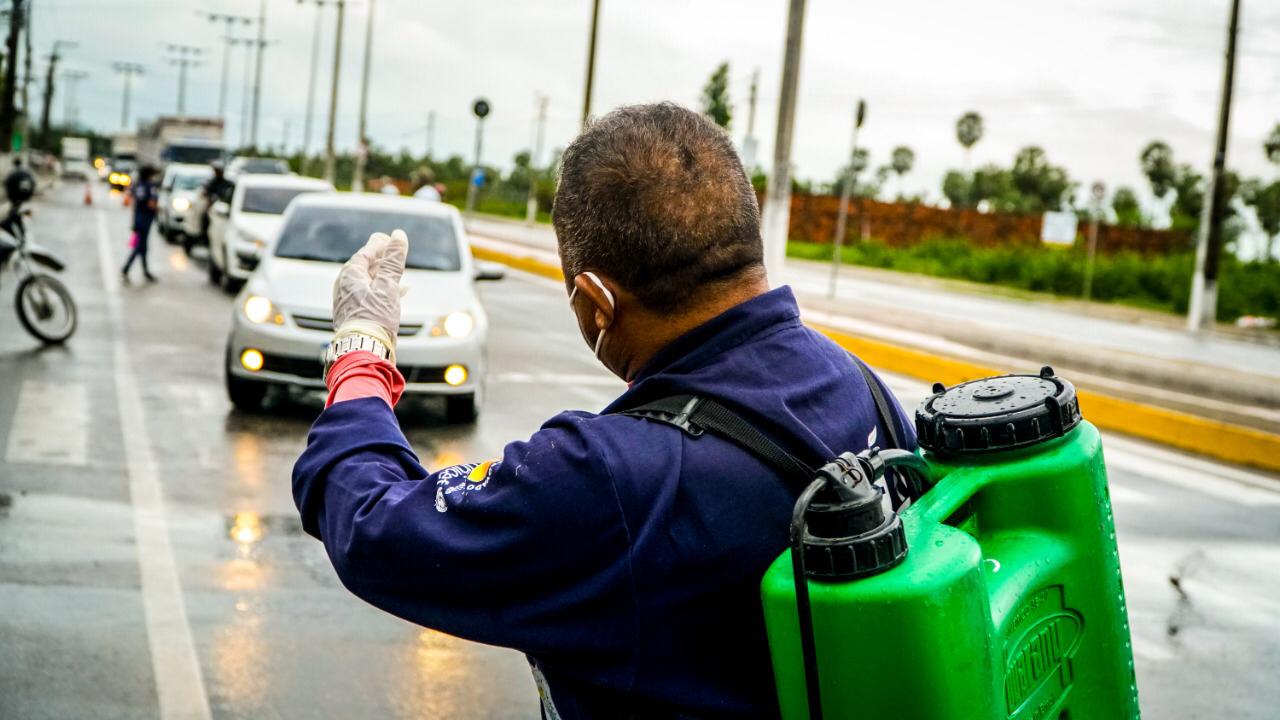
left=5, top=380, right=89, bottom=465
left=96, top=210, right=213, bottom=720
left=1107, top=484, right=1153, bottom=505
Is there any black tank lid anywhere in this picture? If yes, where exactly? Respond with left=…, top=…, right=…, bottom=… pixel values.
left=801, top=453, right=908, bottom=579
left=915, top=366, right=1082, bottom=456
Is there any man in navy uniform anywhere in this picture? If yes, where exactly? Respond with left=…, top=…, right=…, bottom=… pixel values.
left=294, top=102, right=915, bottom=719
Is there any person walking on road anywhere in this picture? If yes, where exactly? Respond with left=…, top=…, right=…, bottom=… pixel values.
left=293, top=103, right=916, bottom=719
left=121, top=165, right=159, bottom=283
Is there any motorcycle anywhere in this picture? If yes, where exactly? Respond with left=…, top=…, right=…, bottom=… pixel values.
left=0, top=203, right=77, bottom=343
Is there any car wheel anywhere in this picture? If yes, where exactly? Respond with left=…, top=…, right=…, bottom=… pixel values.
left=444, top=391, right=480, bottom=423
left=225, top=364, right=268, bottom=411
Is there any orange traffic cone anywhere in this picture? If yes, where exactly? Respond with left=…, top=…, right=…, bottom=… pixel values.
left=122, top=189, right=131, bottom=207
left=83, top=183, right=92, bottom=206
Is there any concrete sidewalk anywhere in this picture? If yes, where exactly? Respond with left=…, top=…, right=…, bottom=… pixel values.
left=465, top=214, right=1280, bottom=436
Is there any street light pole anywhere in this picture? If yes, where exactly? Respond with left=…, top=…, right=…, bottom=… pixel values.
left=60, top=70, right=89, bottom=130
left=580, top=0, right=600, bottom=129
left=1083, top=181, right=1105, bottom=301
left=41, top=40, right=77, bottom=144
left=351, top=0, right=377, bottom=193
left=425, top=109, right=435, bottom=158
left=0, top=0, right=25, bottom=153
left=322, top=0, right=346, bottom=184
left=112, top=62, right=145, bottom=130
left=1187, top=0, right=1241, bottom=332
left=250, top=0, right=267, bottom=147
left=741, top=68, right=759, bottom=170
left=203, top=12, right=254, bottom=121
left=301, top=1, right=326, bottom=162
left=762, top=0, right=807, bottom=286
left=829, top=99, right=865, bottom=298
left=527, top=94, right=548, bottom=224
left=165, top=44, right=204, bottom=115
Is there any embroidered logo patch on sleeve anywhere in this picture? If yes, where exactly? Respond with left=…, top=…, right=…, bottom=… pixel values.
left=433, top=460, right=501, bottom=513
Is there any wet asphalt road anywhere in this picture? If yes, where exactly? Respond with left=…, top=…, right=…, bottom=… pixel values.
left=1, top=185, right=1278, bottom=719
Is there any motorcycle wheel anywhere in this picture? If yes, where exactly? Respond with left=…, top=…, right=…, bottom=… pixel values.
left=16, top=273, right=78, bottom=344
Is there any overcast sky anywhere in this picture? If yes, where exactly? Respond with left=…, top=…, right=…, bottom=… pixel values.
left=36, top=0, right=1280, bottom=205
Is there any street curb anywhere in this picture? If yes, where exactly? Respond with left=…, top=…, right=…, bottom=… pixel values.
left=471, top=242, right=1280, bottom=475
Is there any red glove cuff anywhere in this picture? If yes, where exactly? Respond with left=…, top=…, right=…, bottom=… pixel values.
left=325, top=351, right=405, bottom=408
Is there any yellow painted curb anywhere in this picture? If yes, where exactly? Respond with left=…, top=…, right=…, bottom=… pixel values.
left=473, top=243, right=1280, bottom=475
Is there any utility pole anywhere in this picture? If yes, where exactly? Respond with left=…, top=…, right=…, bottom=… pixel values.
left=60, top=69, right=89, bottom=130
left=425, top=109, right=435, bottom=158
left=41, top=40, right=77, bottom=146
left=1083, top=181, right=1105, bottom=301
left=0, top=0, right=25, bottom=154
left=740, top=68, right=759, bottom=170
left=165, top=44, right=204, bottom=115
left=580, top=0, right=600, bottom=129
left=113, top=62, right=145, bottom=130
left=300, top=0, right=327, bottom=160
left=351, top=0, right=377, bottom=192
left=762, top=0, right=807, bottom=286
left=250, top=0, right=267, bottom=147
left=527, top=94, right=548, bottom=224
left=1187, top=0, right=1241, bottom=332
left=322, top=0, right=346, bottom=184
left=203, top=11, right=254, bottom=121
left=21, top=0, right=32, bottom=159
left=281, top=118, right=290, bottom=153
left=828, top=99, right=866, bottom=297
left=466, top=98, right=490, bottom=214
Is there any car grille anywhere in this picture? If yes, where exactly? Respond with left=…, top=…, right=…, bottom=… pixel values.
left=291, top=314, right=422, bottom=336
left=258, top=352, right=449, bottom=383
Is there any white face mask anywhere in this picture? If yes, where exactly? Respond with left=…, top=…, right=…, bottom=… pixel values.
left=568, top=271, right=614, bottom=359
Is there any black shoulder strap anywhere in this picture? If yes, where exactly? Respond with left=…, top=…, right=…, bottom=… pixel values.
left=852, top=355, right=903, bottom=451
left=617, top=395, right=815, bottom=486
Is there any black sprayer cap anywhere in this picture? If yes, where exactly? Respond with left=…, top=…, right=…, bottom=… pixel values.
left=915, top=366, right=1082, bottom=456
left=800, top=453, right=908, bottom=579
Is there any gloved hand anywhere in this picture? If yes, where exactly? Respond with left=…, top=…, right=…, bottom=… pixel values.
left=332, top=229, right=408, bottom=362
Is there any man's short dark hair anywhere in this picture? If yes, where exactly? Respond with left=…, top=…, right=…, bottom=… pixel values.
left=553, top=102, right=763, bottom=313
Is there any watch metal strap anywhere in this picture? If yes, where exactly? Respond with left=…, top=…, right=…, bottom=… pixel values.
left=323, top=334, right=390, bottom=381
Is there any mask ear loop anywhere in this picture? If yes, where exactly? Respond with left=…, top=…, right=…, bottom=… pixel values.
left=574, top=271, right=614, bottom=359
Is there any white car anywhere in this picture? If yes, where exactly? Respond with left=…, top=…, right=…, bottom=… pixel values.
left=208, top=174, right=334, bottom=291
left=157, top=163, right=213, bottom=245
left=225, top=193, right=504, bottom=421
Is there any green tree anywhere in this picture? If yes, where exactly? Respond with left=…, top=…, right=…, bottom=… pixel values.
left=942, top=170, right=972, bottom=208
left=1111, top=186, right=1143, bottom=226
left=1010, top=146, right=1073, bottom=211
left=1242, top=179, right=1280, bottom=260
left=1265, top=123, right=1280, bottom=168
left=890, top=145, right=914, bottom=197
left=1140, top=140, right=1177, bottom=199
left=956, top=111, right=983, bottom=166
left=701, top=61, right=732, bottom=129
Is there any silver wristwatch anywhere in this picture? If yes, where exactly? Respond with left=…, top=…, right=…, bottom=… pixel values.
left=322, top=334, right=391, bottom=380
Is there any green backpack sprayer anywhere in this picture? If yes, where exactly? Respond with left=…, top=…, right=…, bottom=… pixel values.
left=760, top=367, right=1140, bottom=720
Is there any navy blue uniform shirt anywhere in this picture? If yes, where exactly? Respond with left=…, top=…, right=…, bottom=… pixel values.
left=131, top=179, right=158, bottom=228
left=293, top=286, right=916, bottom=719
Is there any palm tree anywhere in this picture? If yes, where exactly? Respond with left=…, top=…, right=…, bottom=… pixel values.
left=956, top=112, right=983, bottom=170
left=1265, top=122, right=1280, bottom=173
left=890, top=145, right=914, bottom=198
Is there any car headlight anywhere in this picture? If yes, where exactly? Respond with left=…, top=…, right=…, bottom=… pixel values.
left=172, top=197, right=191, bottom=212
left=442, top=311, right=474, bottom=338
left=243, top=295, right=281, bottom=324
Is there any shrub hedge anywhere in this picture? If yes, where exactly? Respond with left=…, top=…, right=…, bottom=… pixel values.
left=788, top=237, right=1279, bottom=321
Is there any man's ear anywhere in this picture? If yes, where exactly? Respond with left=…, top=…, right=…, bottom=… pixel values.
left=572, top=273, right=616, bottom=331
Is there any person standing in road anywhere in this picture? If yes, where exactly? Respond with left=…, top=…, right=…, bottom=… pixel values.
left=121, top=165, right=159, bottom=282
left=293, top=103, right=916, bottom=719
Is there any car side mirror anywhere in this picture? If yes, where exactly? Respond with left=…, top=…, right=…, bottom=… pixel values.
left=474, top=261, right=506, bottom=282
left=213, top=201, right=230, bottom=218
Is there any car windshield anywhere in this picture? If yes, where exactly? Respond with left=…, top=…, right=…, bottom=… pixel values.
left=241, top=187, right=319, bottom=215
left=274, top=207, right=460, bottom=271
left=236, top=159, right=288, bottom=174
left=165, top=145, right=223, bottom=165
left=173, top=173, right=209, bottom=191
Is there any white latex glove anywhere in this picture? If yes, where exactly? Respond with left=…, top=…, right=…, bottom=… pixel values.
left=332, top=229, right=408, bottom=362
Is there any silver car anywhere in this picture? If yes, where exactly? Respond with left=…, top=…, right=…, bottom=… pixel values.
left=157, top=163, right=213, bottom=245
left=225, top=193, right=503, bottom=421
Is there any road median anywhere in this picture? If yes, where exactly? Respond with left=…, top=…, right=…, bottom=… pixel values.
left=470, top=238, right=1280, bottom=475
